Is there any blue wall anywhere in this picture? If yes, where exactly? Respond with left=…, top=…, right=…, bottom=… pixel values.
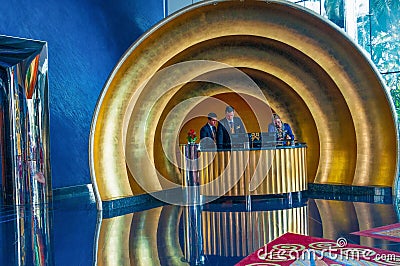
left=0, top=0, right=164, bottom=188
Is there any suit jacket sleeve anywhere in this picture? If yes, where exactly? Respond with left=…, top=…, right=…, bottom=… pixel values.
left=217, top=121, right=225, bottom=147
left=284, top=123, right=295, bottom=140
left=200, top=125, right=207, bottom=139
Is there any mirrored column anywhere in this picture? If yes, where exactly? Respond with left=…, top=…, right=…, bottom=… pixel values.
left=0, top=35, right=52, bottom=265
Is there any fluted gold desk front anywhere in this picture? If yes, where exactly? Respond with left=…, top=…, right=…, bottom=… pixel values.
left=183, top=145, right=307, bottom=196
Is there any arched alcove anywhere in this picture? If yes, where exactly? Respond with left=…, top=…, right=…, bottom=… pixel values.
left=89, top=0, right=398, bottom=207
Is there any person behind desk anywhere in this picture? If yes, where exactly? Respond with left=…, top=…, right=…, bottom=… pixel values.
left=217, top=106, right=245, bottom=149
left=200, top=112, right=218, bottom=147
left=268, top=114, right=295, bottom=142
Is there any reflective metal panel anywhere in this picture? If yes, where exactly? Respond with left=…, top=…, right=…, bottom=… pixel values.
left=0, top=35, right=51, bottom=205
left=0, top=35, right=52, bottom=265
left=1, top=204, right=53, bottom=265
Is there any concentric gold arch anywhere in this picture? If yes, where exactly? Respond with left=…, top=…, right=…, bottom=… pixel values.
left=89, top=0, right=398, bottom=207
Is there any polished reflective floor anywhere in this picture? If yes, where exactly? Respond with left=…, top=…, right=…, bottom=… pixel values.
left=1, top=192, right=399, bottom=265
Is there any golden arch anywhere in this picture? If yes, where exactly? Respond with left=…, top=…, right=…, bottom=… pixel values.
left=89, top=0, right=398, bottom=207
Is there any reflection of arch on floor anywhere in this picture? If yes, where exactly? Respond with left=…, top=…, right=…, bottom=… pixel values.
left=97, top=201, right=398, bottom=263
left=89, top=0, right=398, bottom=209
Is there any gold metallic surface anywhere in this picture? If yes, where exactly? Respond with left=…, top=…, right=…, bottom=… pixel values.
left=312, top=199, right=398, bottom=247
left=95, top=202, right=398, bottom=265
left=353, top=202, right=398, bottom=249
left=97, top=214, right=133, bottom=266
left=156, top=206, right=186, bottom=265
left=97, top=206, right=187, bottom=266
left=128, top=208, right=163, bottom=265
left=89, top=0, right=398, bottom=203
left=314, top=200, right=359, bottom=241
left=201, top=206, right=308, bottom=256
left=191, top=146, right=307, bottom=196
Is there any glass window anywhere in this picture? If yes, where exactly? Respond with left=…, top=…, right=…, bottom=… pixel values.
left=164, top=0, right=400, bottom=120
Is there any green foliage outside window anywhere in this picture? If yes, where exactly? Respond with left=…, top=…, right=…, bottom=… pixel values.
left=356, top=0, right=400, bottom=121
left=388, top=75, right=400, bottom=121
left=295, top=0, right=400, bottom=120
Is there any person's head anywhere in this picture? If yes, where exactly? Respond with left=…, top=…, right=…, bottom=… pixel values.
left=272, top=113, right=280, bottom=121
left=225, top=106, right=235, bottom=121
left=207, top=112, right=218, bottom=126
left=273, top=114, right=282, bottom=128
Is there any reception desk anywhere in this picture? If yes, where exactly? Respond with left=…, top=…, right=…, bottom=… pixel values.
left=182, top=144, right=307, bottom=197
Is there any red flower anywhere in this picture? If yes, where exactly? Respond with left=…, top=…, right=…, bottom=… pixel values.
left=187, top=129, right=198, bottom=143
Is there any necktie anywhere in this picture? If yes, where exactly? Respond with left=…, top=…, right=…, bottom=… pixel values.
left=229, top=121, right=235, bottom=134
left=211, top=126, right=216, bottom=141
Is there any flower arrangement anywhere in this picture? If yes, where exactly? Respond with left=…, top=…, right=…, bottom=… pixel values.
left=187, top=129, right=197, bottom=144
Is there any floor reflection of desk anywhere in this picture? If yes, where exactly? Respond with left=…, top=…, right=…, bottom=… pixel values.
left=201, top=205, right=308, bottom=257
left=183, top=144, right=307, bottom=196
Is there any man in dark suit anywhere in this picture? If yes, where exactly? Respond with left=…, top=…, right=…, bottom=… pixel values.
left=200, top=112, right=218, bottom=148
left=217, top=106, right=246, bottom=149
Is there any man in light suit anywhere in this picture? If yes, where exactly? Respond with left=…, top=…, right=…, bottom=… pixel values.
left=217, top=106, right=245, bottom=149
left=200, top=112, right=218, bottom=148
